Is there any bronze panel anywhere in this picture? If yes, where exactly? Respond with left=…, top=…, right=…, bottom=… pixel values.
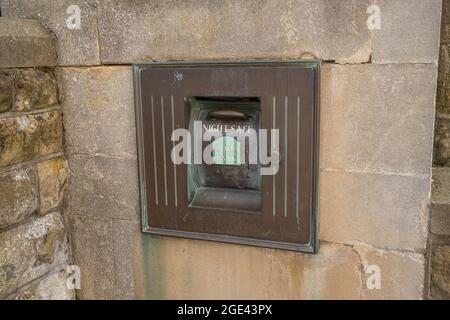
left=134, top=60, right=320, bottom=252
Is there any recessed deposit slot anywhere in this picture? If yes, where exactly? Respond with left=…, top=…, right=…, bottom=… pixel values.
left=187, top=97, right=262, bottom=213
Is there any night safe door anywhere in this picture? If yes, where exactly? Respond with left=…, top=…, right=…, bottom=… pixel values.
left=134, top=60, right=320, bottom=252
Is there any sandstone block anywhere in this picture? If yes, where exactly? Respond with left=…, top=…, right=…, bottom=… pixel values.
left=320, top=170, right=430, bottom=250
left=432, top=167, right=450, bottom=204
left=0, top=166, right=37, bottom=229
left=433, top=118, right=450, bottom=167
left=112, top=219, right=140, bottom=299
left=69, top=214, right=114, bottom=300
left=14, top=69, right=58, bottom=112
left=430, top=244, right=450, bottom=299
left=0, top=110, right=63, bottom=167
left=67, top=155, right=139, bottom=221
left=1, top=1, right=99, bottom=66
left=133, top=238, right=362, bottom=299
left=355, top=245, right=425, bottom=299
left=430, top=203, right=450, bottom=236
left=10, top=268, right=75, bottom=300
left=0, top=18, right=56, bottom=68
left=96, top=0, right=371, bottom=64
left=371, top=0, right=442, bottom=63
left=321, top=63, right=437, bottom=176
left=59, top=66, right=135, bottom=157
left=436, top=85, right=450, bottom=117
left=37, top=157, right=68, bottom=213
left=0, top=212, right=70, bottom=297
left=0, top=72, right=13, bottom=113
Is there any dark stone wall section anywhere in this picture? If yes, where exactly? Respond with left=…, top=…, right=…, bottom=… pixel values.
left=429, top=0, right=450, bottom=300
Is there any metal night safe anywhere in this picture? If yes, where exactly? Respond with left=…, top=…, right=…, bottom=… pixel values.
left=134, top=60, right=320, bottom=253
left=188, top=97, right=262, bottom=213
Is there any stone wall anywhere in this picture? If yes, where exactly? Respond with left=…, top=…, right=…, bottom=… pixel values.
left=0, top=18, right=74, bottom=299
left=429, top=0, right=450, bottom=300
left=1, top=1, right=442, bottom=299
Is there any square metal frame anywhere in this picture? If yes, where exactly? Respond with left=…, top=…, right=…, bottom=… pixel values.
left=133, top=60, right=320, bottom=253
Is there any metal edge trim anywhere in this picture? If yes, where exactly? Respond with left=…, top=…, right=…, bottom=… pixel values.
left=143, top=226, right=315, bottom=253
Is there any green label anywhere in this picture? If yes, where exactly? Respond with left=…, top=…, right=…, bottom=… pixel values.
left=211, top=136, right=241, bottom=165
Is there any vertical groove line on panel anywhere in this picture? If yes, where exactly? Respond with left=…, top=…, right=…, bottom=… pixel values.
left=272, top=96, right=276, bottom=217
left=151, top=96, right=158, bottom=206
left=171, top=95, right=178, bottom=207
left=161, top=96, right=168, bottom=206
left=284, top=96, right=288, bottom=218
left=296, top=96, right=301, bottom=223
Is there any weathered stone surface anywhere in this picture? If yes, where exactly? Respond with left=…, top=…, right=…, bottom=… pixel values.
left=354, top=245, right=425, bottom=299
left=0, top=166, right=37, bottom=229
left=14, top=69, right=58, bottom=112
left=75, top=221, right=364, bottom=299
left=433, top=118, right=450, bottom=167
left=371, top=0, right=442, bottom=63
left=0, top=212, right=70, bottom=297
left=69, top=214, right=114, bottom=300
left=428, top=2, right=450, bottom=301
left=112, top=219, right=140, bottom=299
left=67, top=155, right=139, bottom=221
left=37, top=157, right=67, bottom=213
left=10, top=268, right=75, bottom=300
left=1, top=1, right=100, bottom=66
left=135, top=238, right=362, bottom=299
left=436, top=44, right=450, bottom=116
left=437, top=0, right=450, bottom=116
left=436, top=87, right=450, bottom=117
left=431, top=203, right=450, bottom=236
left=0, top=18, right=56, bottom=68
left=96, top=0, right=371, bottom=64
left=320, top=170, right=429, bottom=250
left=59, top=66, right=136, bottom=157
left=321, top=64, right=437, bottom=176
left=430, top=245, right=450, bottom=299
left=432, top=167, right=450, bottom=204
left=0, top=72, right=13, bottom=113
left=0, top=110, right=63, bottom=167
left=430, top=167, right=450, bottom=235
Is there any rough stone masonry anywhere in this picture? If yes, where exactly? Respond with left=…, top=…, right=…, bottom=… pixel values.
left=428, top=0, right=450, bottom=300
left=0, top=18, right=74, bottom=299
left=0, top=0, right=447, bottom=300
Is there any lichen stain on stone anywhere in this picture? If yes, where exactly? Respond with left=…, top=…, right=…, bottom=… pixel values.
left=0, top=111, right=62, bottom=167
left=27, top=214, right=64, bottom=265
left=0, top=264, right=16, bottom=281
left=0, top=167, right=37, bottom=229
left=12, top=169, right=29, bottom=182
left=137, top=234, right=166, bottom=299
left=14, top=69, right=58, bottom=112
left=35, top=231, right=59, bottom=265
left=25, top=215, right=54, bottom=240
left=16, top=117, right=33, bottom=131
